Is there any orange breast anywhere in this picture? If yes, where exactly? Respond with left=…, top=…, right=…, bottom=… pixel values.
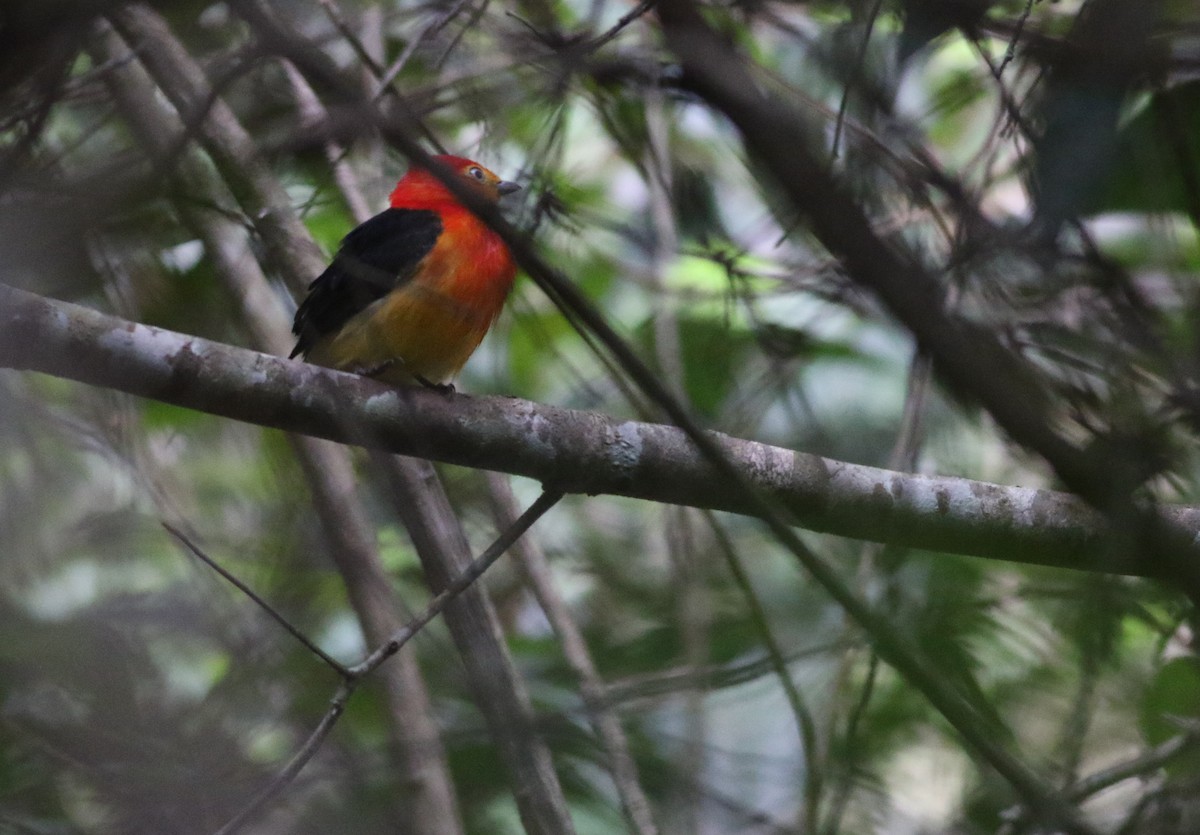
left=306, top=208, right=515, bottom=383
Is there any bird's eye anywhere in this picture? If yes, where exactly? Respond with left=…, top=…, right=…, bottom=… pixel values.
left=468, top=166, right=485, bottom=181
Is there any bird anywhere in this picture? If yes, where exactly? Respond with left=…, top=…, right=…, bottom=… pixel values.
left=291, top=155, right=520, bottom=389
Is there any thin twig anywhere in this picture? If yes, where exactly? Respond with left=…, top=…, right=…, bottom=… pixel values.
left=351, top=488, right=564, bottom=677
left=316, top=0, right=387, bottom=77
left=888, top=352, right=932, bottom=473
left=373, top=0, right=475, bottom=96
left=998, top=0, right=1037, bottom=76
left=208, top=488, right=562, bottom=833
left=589, top=0, right=657, bottom=50
left=820, top=652, right=879, bottom=835
left=162, top=522, right=351, bottom=677
left=816, top=347, right=931, bottom=834
left=602, top=638, right=861, bottom=708
left=1068, top=731, right=1200, bottom=803
left=215, top=680, right=353, bottom=835
left=831, top=0, right=884, bottom=160
left=998, top=730, right=1200, bottom=835
left=703, top=510, right=823, bottom=831
left=281, top=59, right=374, bottom=223
left=295, top=0, right=445, bottom=152
left=434, top=0, right=489, bottom=70
left=641, top=80, right=703, bottom=832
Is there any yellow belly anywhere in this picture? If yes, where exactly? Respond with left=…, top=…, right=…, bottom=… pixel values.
left=305, top=283, right=496, bottom=384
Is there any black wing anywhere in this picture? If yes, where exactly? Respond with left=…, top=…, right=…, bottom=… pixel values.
left=291, top=208, right=442, bottom=358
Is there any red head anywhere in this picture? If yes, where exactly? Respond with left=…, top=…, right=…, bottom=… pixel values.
left=389, top=155, right=520, bottom=209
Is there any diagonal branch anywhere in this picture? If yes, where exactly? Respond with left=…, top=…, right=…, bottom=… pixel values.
left=103, top=8, right=579, bottom=830
left=90, top=21, right=466, bottom=831
left=654, top=0, right=1200, bottom=603
left=216, top=680, right=353, bottom=835
left=206, top=489, right=561, bottom=835
left=350, top=488, right=564, bottom=678
left=486, top=472, right=660, bottom=835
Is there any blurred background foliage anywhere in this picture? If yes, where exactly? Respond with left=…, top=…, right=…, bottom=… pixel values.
left=2, top=0, right=1200, bottom=832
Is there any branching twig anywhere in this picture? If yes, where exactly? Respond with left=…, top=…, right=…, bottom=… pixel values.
left=831, top=0, right=884, bottom=160
left=602, top=638, right=861, bottom=708
left=350, top=488, right=564, bottom=677
left=373, top=0, right=475, bottom=96
left=192, top=489, right=561, bottom=834
left=589, top=0, right=657, bottom=50
left=998, top=730, right=1200, bottom=835
left=999, top=0, right=1037, bottom=76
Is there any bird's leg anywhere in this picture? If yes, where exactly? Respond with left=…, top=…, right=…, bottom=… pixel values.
left=415, top=373, right=456, bottom=395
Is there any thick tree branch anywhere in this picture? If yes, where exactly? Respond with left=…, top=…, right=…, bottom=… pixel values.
left=5, top=284, right=1195, bottom=576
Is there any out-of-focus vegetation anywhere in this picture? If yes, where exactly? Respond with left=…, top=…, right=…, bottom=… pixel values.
left=2, top=0, right=1200, bottom=833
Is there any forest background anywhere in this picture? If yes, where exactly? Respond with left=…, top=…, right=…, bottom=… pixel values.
left=2, top=0, right=1200, bottom=833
